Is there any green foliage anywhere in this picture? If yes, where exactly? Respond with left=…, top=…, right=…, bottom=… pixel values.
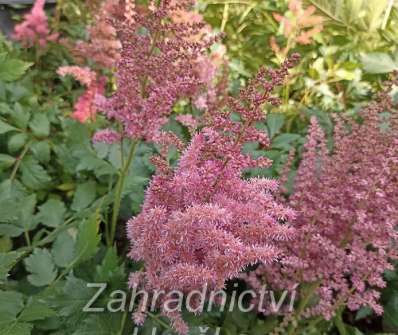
left=0, top=52, right=32, bottom=82
left=361, top=52, right=398, bottom=73
left=0, top=251, right=23, bottom=282
left=201, top=0, right=398, bottom=136
left=0, top=1, right=397, bottom=334
left=0, top=35, right=153, bottom=335
left=24, top=248, right=58, bottom=287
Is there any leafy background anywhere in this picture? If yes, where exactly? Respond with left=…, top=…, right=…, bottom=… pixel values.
left=0, top=1, right=398, bottom=334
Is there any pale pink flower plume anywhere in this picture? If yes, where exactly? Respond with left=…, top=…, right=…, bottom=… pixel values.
left=57, top=66, right=96, bottom=87
left=126, top=55, right=300, bottom=334
left=57, top=66, right=105, bottom=123
left=73, top=0, right=121, bottom=68
left=244, top=77, right=398, bottom=320
left=95, top=0, right=216, bottom=142
left=93, top=129, right=121, bottom=144
left=13, top=0, right=58, bottom=47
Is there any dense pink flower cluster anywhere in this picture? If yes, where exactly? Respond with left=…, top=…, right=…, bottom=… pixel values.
left=168, top=0, right=227, bottom=111
left=13, top=0, right=58, bottom=47
left=244, top=80, right=398, bottom=321
left=73, top=0, right=121, bottom=68
left=92, top=129, right=121, bottom=144
left=126, top=55, right=300, bottom=334
left=57, top=66, right=105, bottom=123
left=95, top=0, right=216, bottom=142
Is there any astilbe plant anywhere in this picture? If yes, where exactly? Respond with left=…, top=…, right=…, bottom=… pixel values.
left=95, top=0, right=216, bottom=143
left=169, top=0, right=227, bottom=111
left=72, top=0, right=121, bottom=69
left=13, top=0, right=58, bottom=47
left=57, top=66, right=106, bottom=123
left=243, top=78, right=398, bottom=330
left=126, top=55, right=300, bottom=334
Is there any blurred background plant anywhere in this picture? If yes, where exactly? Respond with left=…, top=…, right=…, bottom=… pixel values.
left=201, top=0, right=398, bottom=120
left=199, top=0, right=398, bottom=181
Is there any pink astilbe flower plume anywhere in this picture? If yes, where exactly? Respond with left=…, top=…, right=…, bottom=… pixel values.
left=126, top=55, right=300, bottom=333
left=244, top=76, right=398, bottom=322
left=72, top=0, right=121, bottom=68
left=95, top=0, right=216, bottom=142
left=57, top=66, right=105, bottom=123
left=13, top=0, right=58, bottom=47
left=169, top=0, right=227, bottom=112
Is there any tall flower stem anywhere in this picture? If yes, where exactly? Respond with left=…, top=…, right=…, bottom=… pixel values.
left=10, top=140, right=32, bottom=182
left=287, top=281, right=321, bottom=335
left=107, top=140, right=139, bottom=246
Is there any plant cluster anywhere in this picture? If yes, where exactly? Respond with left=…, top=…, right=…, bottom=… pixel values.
left=0, top=1, right=397, bottom=335
left=243, top=79, right=398, bottom=333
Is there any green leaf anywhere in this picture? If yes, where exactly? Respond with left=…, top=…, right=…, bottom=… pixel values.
left=384, top=290, right=398, bottom=330
left=361, top=53, right=398, bottom=74
left=74, top=214, right=100, bottom=263
left=51, top=231, right=75, bottom=268
left=29, top=113, right=50, bottom=138
left=0, top=119, right=17, bottom=135
left=95, top=247, right=124, bottom=283
left=24, top=248, right=57, bottom=287
left=0, top=252, right=23, bottom=281
left=72, top=314, right=122, bottom=335
left=0, top=191, right=37, bottom=235
left=10, top=103, right=30, bottom=130
left=19, top=298, right=56, bottom=322
left=266, top=113, right=285, bottom=139
left=0, top=290, right=24, bottom=325
left=20, top=156, right=51, bottom=190
left=30, top=140, right=51, bottom=163
left=8, top=133, right=28, bottom=153
left=71, top=181, right=96, bottom=211
left=35, top=198, right=66, bottom=228
left=0, top=198, right=20, bottom=223
left=355, top=306, right=373, bottom=321
left=19, top=194, right=37, bottom=231
left=0, top=154, right=16, bottom=170
left=75, top=154, right=116, bottom=178
left=346, top=326, right=364, bottom=335
left=0, top=236, right=12, bottom=253
left=51, top=274, right=95, bottom=325
left=0, top=224, right=24, bottom=237
left=0, top=322, right=33, bottom=335
left=0, top=53, right=32, bottom=82
left=0, top=102, right=12, bottom=116
left=272, top=133, right=302, bottom=150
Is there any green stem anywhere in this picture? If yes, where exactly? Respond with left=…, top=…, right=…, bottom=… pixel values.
left=304, top=316, right=323, bottom=332
left=10, top=141, right=31, bottom=182
left=334, top=308, right=347, bottom=335
left=53, top=0, right=64, bottom=31
left=108, top=141, right=139, bottom=246
left=118, top=311, right=128, bottom=335
left=221, top=3, right=230, bottom=31
left=287, top=281, right=321, bottom=335
left=382, top=0, right=394, bottom=29
left=24, top=231, right=31, bottom=247
left=147, top=312, right=173, bottom=331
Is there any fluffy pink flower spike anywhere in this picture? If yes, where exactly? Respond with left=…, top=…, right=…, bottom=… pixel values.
left=95, top=0, right=217, bottom=142
left=57, top=66, right=105, bottom=123
left=13, top=0, right=58, bottom=47
left=126, top=55, right=300, bottom=334
left=244, top=76, right=398, bottom=322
